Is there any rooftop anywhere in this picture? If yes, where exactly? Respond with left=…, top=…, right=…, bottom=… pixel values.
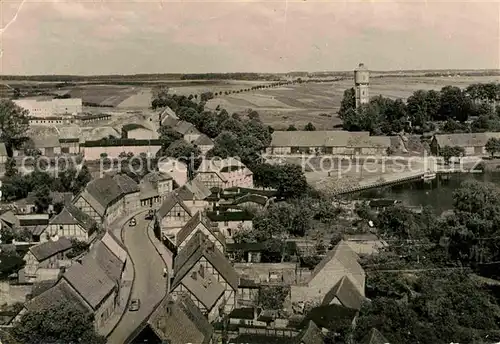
left=49, top=204, right=97, bottom=233
left=146, top=294, right=213, bottom=344
left=172, top=231, right=239, bottom=291
left=62, top=258, right=115, bottom=310
left=28, top=237, right=73, bottom=261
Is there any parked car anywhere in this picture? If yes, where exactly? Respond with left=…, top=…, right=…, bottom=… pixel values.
left=129, top=218, right=137, bottom=227
left=129, top=299, right=140, bottom=311
left=145, top=209, right=155, bottom=220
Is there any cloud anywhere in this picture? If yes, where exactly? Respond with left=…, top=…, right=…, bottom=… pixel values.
left=0, top=0, right=498, bottom=74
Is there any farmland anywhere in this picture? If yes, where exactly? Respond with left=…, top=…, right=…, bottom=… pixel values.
left=6, top=74, right=499, bottom=130
left=205, top=75, right=500, bottom=130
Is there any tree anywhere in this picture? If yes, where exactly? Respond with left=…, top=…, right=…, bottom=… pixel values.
left=0, top=100, right=30, bottom=152
left=440, top=145, right=465, bottom=164
left=5, top=157, right=18, bottom=177
left=0, top=251, right=25, bottom=278
left=444, top=180, right=500, bottom=264
left=258, top=286, right=290, bottom=310
left=339, top=88, right=356, bottom=118
left=286, top=125, right=297, bottom=131
left=248, top=110, right=260, bottom=120
left=275, top=164, right=308, bottom=198
left=485, top=137, right=500, bottom=157
left=53, top=201, right=64, bottom=215
left=162, top=139, right=201, bottom=170
left=33, top=185, right=52, bottom=213
left=200, top=92, right=214, bottom=102
left=12, top=302, right=105, bottom=344
left=439, top=86, right=472, bottom=122
left=304, top=122, right=316, bottom=131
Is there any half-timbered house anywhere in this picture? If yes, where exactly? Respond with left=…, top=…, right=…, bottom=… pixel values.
left=39, top=204, right=97, bottom=243
left=170, top=232, right=239, bottom=322
left=156, top=193, right=192, bottom=242
left=176, top=211, right=225, bottom=254
left=23, top=237, right=73, bottom=282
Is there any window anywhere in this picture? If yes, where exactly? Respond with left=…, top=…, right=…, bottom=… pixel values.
left=177, top=212, right=180, bottom=217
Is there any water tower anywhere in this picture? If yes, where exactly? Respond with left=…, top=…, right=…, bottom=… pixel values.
left=354, top=63, right=370, bottom=108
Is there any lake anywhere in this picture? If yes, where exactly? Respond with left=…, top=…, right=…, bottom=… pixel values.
left=351, top=172, right=500, bottom=214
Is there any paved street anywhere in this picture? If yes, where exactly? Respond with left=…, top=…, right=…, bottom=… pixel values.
left=107, top=213, right=168, bottom=344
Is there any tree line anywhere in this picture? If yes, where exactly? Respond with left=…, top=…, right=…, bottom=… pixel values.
left=339, top=82, right=500, bottom=135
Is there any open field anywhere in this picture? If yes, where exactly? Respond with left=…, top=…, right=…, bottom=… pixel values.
left=63, top=85, right=142, bottom=106
left=205, top=75, right=500, bottom=130
left=9, top=74, right=500, bottom=128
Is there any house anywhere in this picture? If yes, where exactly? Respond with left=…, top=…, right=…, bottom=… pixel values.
left=293, top=320, right=324, bottom=344
left=131, top=294, right=213, bottom=344
left=196, top=157, right=254, bottom=189
left=100, top=231, right=127, bottom=266
left=122, top=124, right=157, bottom=140
left=226, top=242, right=265, bottom=263
left=22, top=279, right=93, bottom=323
left=430, top=132, right=500, bottom=156
left=14, top=136, right=61, bottom=157
left=57, top=242, right=124, bottom=334
left=321, top=276, right=365, bottom=311
left=0, top=209, right=20, bottom=231
left=343, top=233, right=388, bottom=256
left=158, top=158, right=188, bottom=188
left=39, top=204, right=97, bottom=243
left=266, top=131, right=371, bottom=155
left=346, top=135, right=392, bottom=155
left=192, top=134, right=214, bottom=155
left=159, top=106, right=179, bottom=127
left=22, top=237, right=73, bottom=282
left=139, top=171, right=174, bottom=207
left=156, top=193, right=192, bottom=242
left=73, top=174, right=139, bottom=224
left=176, top=211, right=225, bottom=254
left=299, top=303, right=358, bottom=334
left=15, top=214, right=49, bottom=240
left=170, top=231, right=238, bottom=321
left=290, top=240, right=365, bottom=304
left=206, top=210, right=254, bottom=240
left=361, top=328, right=390, bottom=344
left=59, top=138, right=80, bottom=154
left=237, top=278, right=260, bottom=306
left=75, top=113, right=112, bottom=125
left=175, top=178, right=212, bottom=213
left=173, top=120, right=201, bottom=142
left=22, top=239, right=123, bottom=336
left=16, top=191, right=73, bottom=214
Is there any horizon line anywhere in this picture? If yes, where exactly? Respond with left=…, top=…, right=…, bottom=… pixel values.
left=1, top=68, right=499, bottom=79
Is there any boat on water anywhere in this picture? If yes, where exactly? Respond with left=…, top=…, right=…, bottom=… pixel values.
left=422, top=170, right=436, bottom=181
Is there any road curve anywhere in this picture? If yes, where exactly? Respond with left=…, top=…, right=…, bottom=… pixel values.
left=107, top=214, right=167, bottom=344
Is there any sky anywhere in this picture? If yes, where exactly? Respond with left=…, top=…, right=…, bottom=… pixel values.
left=0, top=0, right=498, bottom=75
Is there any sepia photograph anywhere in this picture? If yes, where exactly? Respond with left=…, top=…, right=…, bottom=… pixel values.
left=0, top=0, right=499, bottom=343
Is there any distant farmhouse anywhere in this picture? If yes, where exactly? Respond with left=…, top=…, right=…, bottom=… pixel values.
left=266, top=131, right=392, bottom=156
left=431, top=132, right=500, bottom=156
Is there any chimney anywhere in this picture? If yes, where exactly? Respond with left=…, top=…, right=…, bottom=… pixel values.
left=191, top=271, right=197, bottom=280
left=199, top=265, right=205, bottom=279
